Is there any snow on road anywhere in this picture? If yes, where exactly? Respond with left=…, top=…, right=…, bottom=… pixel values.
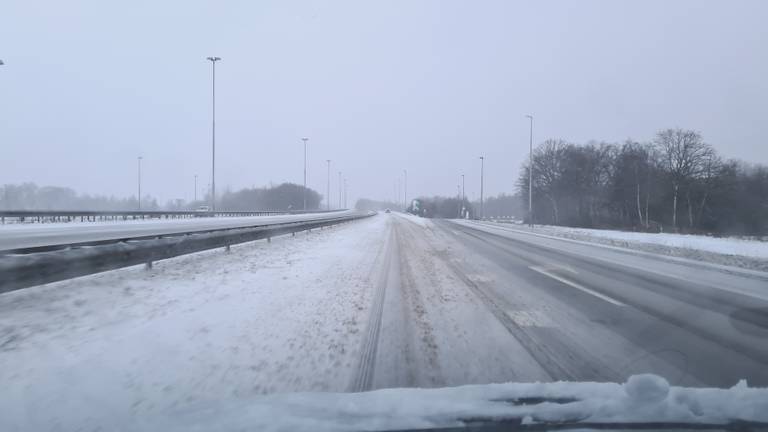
left=393, top=210, right=430, bottom=227
left=380, top=213, right=550, bottom=387
left=0, top=212, right=555, bottom=430
left=5, top=211, right=766, bottom=430
left=0, top=212, right=352, bottom=232
left=0, top=215, right=384, bottom=430
left=0, top=210, right=359, bottom=251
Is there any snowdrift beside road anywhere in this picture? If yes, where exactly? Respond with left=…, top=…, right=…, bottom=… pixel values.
left=476, top=221, right=768, bottom=271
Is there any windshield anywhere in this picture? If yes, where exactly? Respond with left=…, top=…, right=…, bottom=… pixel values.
left=1, top=1, right=767, bottom=431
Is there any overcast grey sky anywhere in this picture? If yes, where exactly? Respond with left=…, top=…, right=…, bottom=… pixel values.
left=2, top=0, right=767, bottom=205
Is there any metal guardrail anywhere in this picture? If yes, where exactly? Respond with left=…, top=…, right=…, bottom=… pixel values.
left=0, top=211, right=374, bottom=294
left=0, top=209, right=341, bottom=224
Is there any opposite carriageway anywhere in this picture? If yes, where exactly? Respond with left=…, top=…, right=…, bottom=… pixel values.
left=0, top=210, right=373, bottom=293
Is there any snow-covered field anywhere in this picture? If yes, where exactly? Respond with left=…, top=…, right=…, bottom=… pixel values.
left=480, top=221, right=768, bottom=271
left=0, top=216, right=385, bottom=430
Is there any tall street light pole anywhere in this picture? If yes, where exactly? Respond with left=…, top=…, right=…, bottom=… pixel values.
left=526, top=114, right=534, bottom=228
left=338, top=171, right=342, bottom=208
left=301, top=137, right=308, bottom=210
left=137, top=156, right=143, bottom=210
left=326, top=159, right=331, bottom=211
left=479, top=156, right=484, bottom=220
left=344, top=178, right=347, bottom=208
left=194, top=174, right=198, bottom=202
left=457, top=184, right=462, bottom=218
left=206, top=56, right=221, bottom=212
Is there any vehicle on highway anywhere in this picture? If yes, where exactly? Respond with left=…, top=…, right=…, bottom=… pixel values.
left=385, top=208, right=391, bottom=213
left=194, top=205, right=212, bottom=217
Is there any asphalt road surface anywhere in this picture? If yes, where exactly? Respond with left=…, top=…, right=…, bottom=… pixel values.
left=358, top=214, right=768, bottom=389
left=0, top=210, right=357, bottom=252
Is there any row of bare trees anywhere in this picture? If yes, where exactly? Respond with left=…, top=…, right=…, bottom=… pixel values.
left=0, top=183, right=160, bottom=211
left=517, top=128, right=768, bottom=235
left=218, top=183, right=322, bottom=211
left=0, top=182, right=322, bottom=212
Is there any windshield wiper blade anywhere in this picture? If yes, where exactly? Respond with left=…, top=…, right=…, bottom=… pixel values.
left=489, top=397, right=579, bottom=406
left=386, top=419, right=768, bottom=432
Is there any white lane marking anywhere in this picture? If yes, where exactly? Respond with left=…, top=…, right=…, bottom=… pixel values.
left=533, top=263, right=577, bottom=275
left=529, top=265, right=626, bottom=307
left=506, top=310, right=556, bottom=328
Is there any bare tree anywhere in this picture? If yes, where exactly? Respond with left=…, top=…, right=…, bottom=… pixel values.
left=532, top=139, right=569, bottom=224
left=654, top=129, right=714, bottom=231
left=687, top=151, right=722, bottom=228
left=610, top=141, right=657, bottom=228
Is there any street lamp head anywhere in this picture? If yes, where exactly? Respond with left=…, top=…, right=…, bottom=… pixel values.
left=206, top=56, right=221, bottom=62
left=301, top=137, right=309, bottom=142
left=526, top=114, right=533, bottom=119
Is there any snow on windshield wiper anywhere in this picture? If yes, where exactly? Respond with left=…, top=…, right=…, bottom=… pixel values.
left=405, top=419, right=768, bottom=432
left=147, top=374, right=768, bottom=432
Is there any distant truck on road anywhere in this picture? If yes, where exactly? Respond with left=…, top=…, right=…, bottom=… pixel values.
left=194, top=206, right=212, bottom=217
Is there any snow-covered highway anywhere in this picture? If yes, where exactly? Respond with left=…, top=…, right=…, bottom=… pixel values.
left=0, top=210, right=357, bottom=252
left=1, top=213, right=767, bottom=429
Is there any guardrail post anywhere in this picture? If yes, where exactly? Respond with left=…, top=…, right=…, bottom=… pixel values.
left=225, top=244, right=231, bottom=253
left=145, top=261, right=153, bottom=270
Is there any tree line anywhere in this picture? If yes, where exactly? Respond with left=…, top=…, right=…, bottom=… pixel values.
left=0, top=183, right=160, bottom=211
left=516, top=128, right=768, bottom=235
left=217, top=183, right=322, bottom=211
left=0, top=182, right=322, bottom=212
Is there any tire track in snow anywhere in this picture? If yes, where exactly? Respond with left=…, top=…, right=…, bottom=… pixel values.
left=428, top=222, right=578, bottom=381
left=392, top=219, right=446, bottom=386
left=348, top=221, right=397, bottom=392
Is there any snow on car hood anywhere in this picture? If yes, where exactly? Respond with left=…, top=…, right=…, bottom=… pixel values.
left=141, top=374, right=768, bottom=432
